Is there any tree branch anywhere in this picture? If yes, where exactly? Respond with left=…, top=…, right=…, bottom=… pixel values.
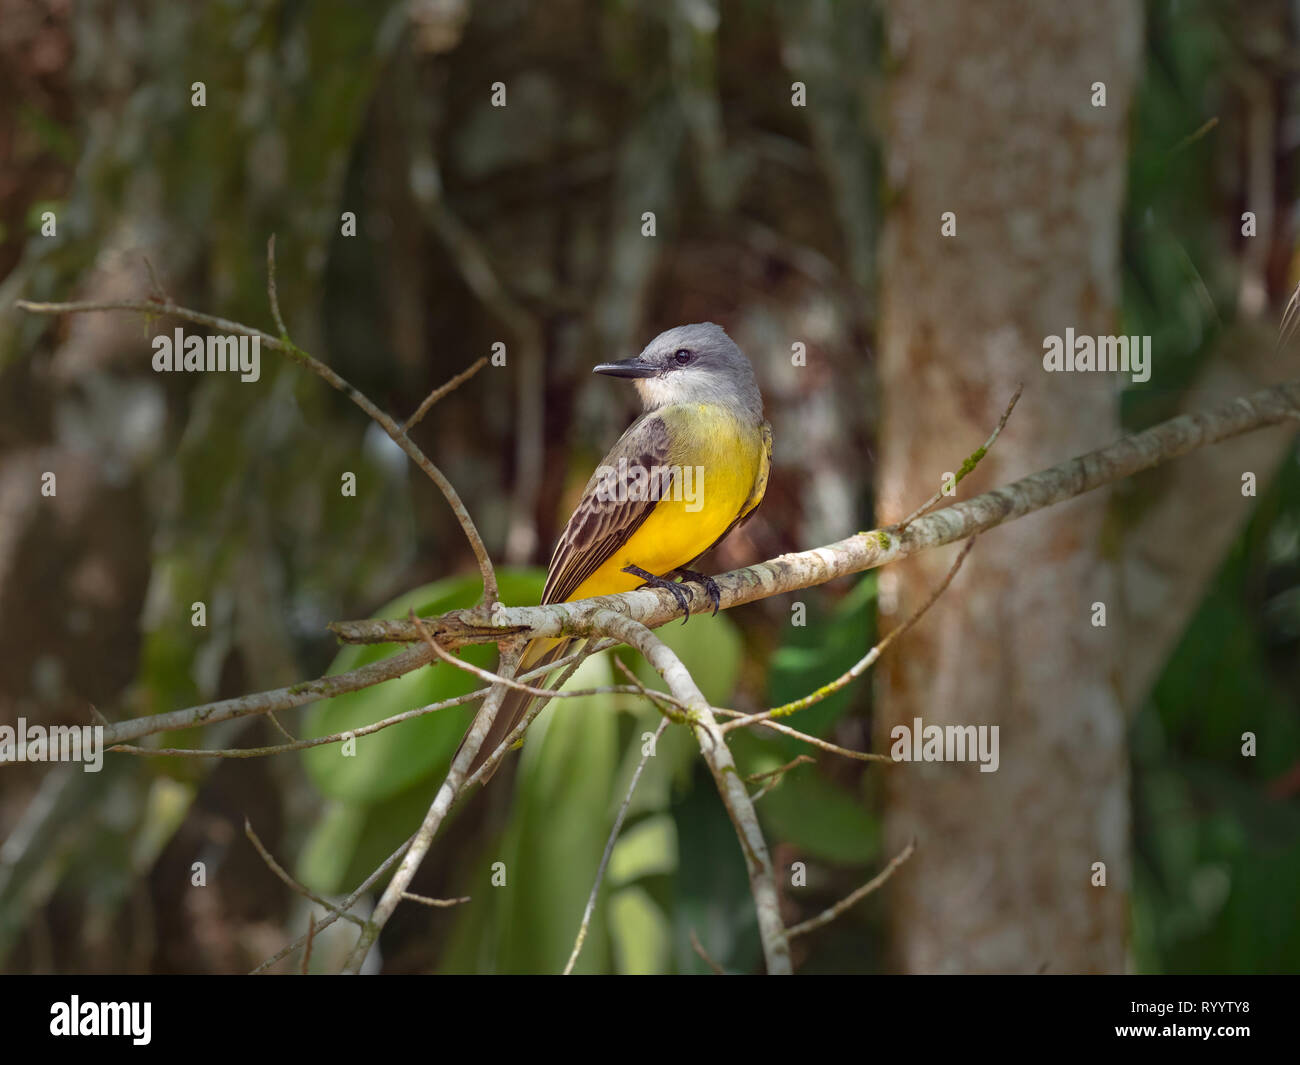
left=589, top=609, right=793, bottom=975
left=66, top=374, right=1300, bottom=763
left=720, top=536, right=976, bottom=733
left=332, top=374, right=1300, bottom=648
left=786, top=839, right=916, bottom=940
left=339, top=641, right=524, bottom=973
left=563, top=711, right=670, bottom=975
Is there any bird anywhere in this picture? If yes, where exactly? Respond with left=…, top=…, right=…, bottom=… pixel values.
left=465, top=322, right=772, bottom=781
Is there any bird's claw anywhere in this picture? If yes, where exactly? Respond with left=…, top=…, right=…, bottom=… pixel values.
left=674, top=568, right=721, bottom=617
left=622, top=564, right=694, bottom=622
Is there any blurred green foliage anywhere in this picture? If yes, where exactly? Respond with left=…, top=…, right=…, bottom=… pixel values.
left=1125, top=0, right=1300, bottom=973
left=1133, top=449, right=1300, bottom=972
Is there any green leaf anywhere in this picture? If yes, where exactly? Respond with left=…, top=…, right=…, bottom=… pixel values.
left=296, top=801, right=367, bottom=895
left=671, top=765, right=760, bottom=973
left=488, top=651, right=623, bottom=973
left=609, top=885, right=672, bottom=974
left=764, top=576, right=876, bottom=755
left=757, top=765, right=878, bottom=866
left=608, top=813, right=677, bottom=886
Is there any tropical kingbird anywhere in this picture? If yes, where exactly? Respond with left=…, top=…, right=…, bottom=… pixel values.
left=467, top=322, right=772, bottom=779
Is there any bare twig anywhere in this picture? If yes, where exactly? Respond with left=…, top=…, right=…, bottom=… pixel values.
left=333, top=373, right=1300, bottom=650
left=609, top=657, right=699, bottom=728
left=141, top=255, right=167, bottom=303
left=251, top=832, right=415, bottom=975
left=747, top=755, right=815, bottom=802
left=266, top=235, right=289, bottom=341
left=1166, top=115, right=1219, bottom=158
left=404, top=357, right=488, bottom=432
left=898, top=388, right=1022, bottom=531
left=690, top=928, right=726, bottom=974
left=786, top=839, right=916, bottom=940
left=590, top=609, right=792, bottom=975
left=340, top=642, right=525, bottom=973
left=110, top=640, right=615, bottom=759
left=244, top=818, right=365, bottom=928
left=301, top=915, right=316, bottom=976
left=413, top=610, right=675, bottom=710
left=266, top=711, right=296, bottom=744
left=712, top=709, right=892, bottom=763
left=457, top=642, right=612, bottom=792
left=564, top=714, right=669, bottom=975
left=400, top=892, right=470, bottom=908
left=1281, top=280, right=1300, bottom=350
left=95, top=643, right=437, bottom=746
left=721, top=537, right=977, bottom=733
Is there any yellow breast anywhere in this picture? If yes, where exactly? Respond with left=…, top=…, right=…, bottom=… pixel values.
left=567, top=405, right=766, bottom=601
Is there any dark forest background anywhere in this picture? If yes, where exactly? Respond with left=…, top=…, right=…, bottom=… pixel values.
left=0, top=0, right=1297, bottom=973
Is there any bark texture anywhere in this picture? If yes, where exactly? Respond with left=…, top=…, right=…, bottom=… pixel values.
left=876, top=0, right=1144, bottom=973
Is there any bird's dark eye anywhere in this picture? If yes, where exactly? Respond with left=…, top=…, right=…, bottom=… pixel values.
left=673, top=348, right=693, bottom=365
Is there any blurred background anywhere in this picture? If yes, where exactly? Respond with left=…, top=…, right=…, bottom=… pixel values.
left=0, top=0, right=1297, bottom=974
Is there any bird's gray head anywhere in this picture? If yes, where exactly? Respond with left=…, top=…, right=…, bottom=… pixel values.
left=593, top=323, right=763, bottom=421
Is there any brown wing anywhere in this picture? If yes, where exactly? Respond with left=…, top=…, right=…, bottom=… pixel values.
left=542, top=412, right=674, bottom=604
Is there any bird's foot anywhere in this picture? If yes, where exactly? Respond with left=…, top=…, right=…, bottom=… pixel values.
left=672, top=568, right=721, bottom=617
left=622, top=564, right=693, bottom=623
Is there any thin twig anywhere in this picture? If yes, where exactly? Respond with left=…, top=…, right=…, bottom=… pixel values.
left=404, top=357, right=488, bottom=431
left=1165, top=115, right=1219, bottom=158
left=141, top=255, right=167, bottom=303
left=786, top=839, right=916, bottom=940
left=244, top=818, right=365, bottom=928
left=413, top=610, right=674, bottom=709
left=563, top=714, right=669, bottom=975
left=110, top=639, right=617, bottom=759
left=457, top=642, right=609, bottom=793
left=690, top=928, right=726, bottom=974
left=721, top=537, right=977, bottom=733
left=745, top=754, right=816, bottom=783
left=613, top=657, right=681, bottom=718
left=747, top=755, right=815, bottom=802
left=251, top=832, right=415, bottom=974
left=95, top=642, right=437, bottom=746
left=301, top=915, right=316, bottom=976
left=400, top=891, right=471, bottom=908
left=266, top=711, right=296, bottom=743
left=340, top=641, right=525, bottom=973
left=591, top=610, right=792, bottom=975
left=898, top=387, right=1022, bottom=531
left=266, top=235, right=289, bottom=341
left=712, top=709, right=893, bottom=763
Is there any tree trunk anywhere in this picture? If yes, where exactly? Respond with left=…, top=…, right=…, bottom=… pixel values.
left=875, top=0, right=1143, bottom=973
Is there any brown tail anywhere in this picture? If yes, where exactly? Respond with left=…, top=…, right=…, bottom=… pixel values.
left=463, top=638, right=573, bottom=782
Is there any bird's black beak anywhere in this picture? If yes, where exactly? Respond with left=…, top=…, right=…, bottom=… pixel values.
left=593, top=357, right=658, bottom=379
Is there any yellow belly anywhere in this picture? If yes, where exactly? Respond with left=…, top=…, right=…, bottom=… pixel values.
left=567, top=407, right=763, bottom=602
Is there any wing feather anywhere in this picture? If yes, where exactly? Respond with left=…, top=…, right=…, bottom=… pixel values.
left=542, top=412, right=674, bottom=604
